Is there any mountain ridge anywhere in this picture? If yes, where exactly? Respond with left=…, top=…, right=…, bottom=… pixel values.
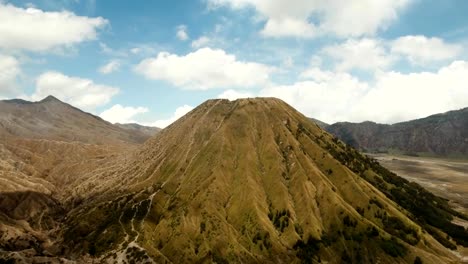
left=0, top=96, right=156, bottom=145
left=317, top=107, right=468, bottom=157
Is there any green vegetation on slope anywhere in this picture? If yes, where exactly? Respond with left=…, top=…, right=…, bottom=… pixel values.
left=320, top=132, right=468, bottom=248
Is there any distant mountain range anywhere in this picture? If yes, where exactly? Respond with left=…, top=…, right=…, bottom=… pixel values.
left=319, top=107, right=468, bottom=157
left=115, top=123, right=161, bottom=137
left=0, top=95, right=159, bottom=145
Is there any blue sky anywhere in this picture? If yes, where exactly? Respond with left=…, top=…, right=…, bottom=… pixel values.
left=1, top=0, right=468, bottom=127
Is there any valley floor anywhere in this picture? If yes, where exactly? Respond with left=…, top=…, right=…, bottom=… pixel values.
left=371, top=154, right=468, bottom=214
left=371, top=154, right=468, bottom=262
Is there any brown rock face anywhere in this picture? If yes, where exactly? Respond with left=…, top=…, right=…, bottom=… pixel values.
left=326, top=107, right=468, bottom=157
left=0, top=96, right=155, bottom=263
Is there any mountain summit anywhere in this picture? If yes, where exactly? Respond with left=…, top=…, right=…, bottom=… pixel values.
left=63, top=98, right=466, bottom=263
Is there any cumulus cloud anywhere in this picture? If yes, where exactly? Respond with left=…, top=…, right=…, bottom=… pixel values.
left=100, top=104, right=148, bottom=124
left=218, top=89, right=254, bottom=100
left=261, top=17, right=316, bottom=38
left=208, top=0, right=411, bottom=38
left=134, top=47, right=273, bottom=90
left=261, top=61, right=468, bottom=124
left=322, top=38, right=394, bottom=72
left=391, top=35, right=463, bottom=65
left=146, top=105, right=194, bottom=128
left=31, top=71, right=119, bottom=111
left=0, top=3, right=108, bottom=52
left=99, top=60, right=121, bottom=74
left=353, top=61, right=468, bottom=123
left=176, top=25, right=189, bottom=41
left=0, top=54, right=21, bottom=98
left=261, top=68, right=369, bottom=123
left=191, top=36, right=211, bottom=48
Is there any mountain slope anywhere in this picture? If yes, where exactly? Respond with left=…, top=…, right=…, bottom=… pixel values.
left=0, top=96, right=153, bottom=263
left=326, top=108, right=468, bottom=157
left=309, top=118, right=329, bottom=129
left=116, top=123, right=161, bottom=137
left=0, top=96, right=151, bottom=145
left=63, top=98, right=466, bottom=263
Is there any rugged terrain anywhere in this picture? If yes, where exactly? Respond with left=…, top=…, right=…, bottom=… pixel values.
left=0, top=96, right=156, bottom=145
left=1, top=97, right=467, bottom=263
left=325, top=107, right=468, bottom=158
left=0, top=96, right=157, bottom=263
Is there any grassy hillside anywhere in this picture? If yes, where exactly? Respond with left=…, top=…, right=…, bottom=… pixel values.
left=63, top=98, right=465, bottom=263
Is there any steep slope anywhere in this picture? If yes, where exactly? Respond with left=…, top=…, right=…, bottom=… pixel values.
left=64, top=98, right=466, bottom=263
left=309, top=118, right=329, bottom=129
left=326, top=108, right=468, bottom=157
left=0, top=96, right=151, bottom=145
left=0, top=96, right=150, bottom=263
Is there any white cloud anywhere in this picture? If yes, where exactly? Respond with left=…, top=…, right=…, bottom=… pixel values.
left=31, top=71, right=119, bottom=111
left=320, top=0, right=411, bottom=37
left=0, top=54, right=21, bottom=97
left=0, top=3, right=108, bottom=52
left=146, top=105, right=194, bottom=128
left=191, top=36, right=211, bottom=48
left=261, top=17, right=316, bottom=38
left=129, top=44, right=157, bottom=56
left=130, top=47, right=141, bottom=54
left=299, top=67, right=336, bottom=82
left=391, top=35, right=463, bottom=65
left=208, top=0, right=411, bottom=38
left=261, top=68, right=369, bottom=123
left=322, top=38, right=394, bottom=71
left=218, top=89, right=254, bottom=100
left=176, top=25, right=189, bottom=41
left=262, top=61, right=468, bottom=124
left=353, top=61, right=468, bottom=123
left=99, top=60, right=121, bottom=74
left=134, top=47, right=273, bottom=90
left=100, top=104, right=148, bottom=124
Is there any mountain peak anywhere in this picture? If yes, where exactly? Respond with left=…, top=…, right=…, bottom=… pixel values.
left=40, top=95, right=62, bottom=103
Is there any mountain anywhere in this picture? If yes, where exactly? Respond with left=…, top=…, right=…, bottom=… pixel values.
left=309, top=118, right=329, bottom=128
left=326, top=108, right=468, bottom=157
left=0, top=95, right=155, bottom=198
left=55, top=98, right=466, bottom=263
left=0, top=96, right=159, bottom=263
left=0, top=96, right=152, bottom=145
left=116, top=123, right=161, bottom=137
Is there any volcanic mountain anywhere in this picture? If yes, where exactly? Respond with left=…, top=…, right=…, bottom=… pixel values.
left=326, top=107, right=468, bottom=158
left=59, top=98, right=467, bottom=263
